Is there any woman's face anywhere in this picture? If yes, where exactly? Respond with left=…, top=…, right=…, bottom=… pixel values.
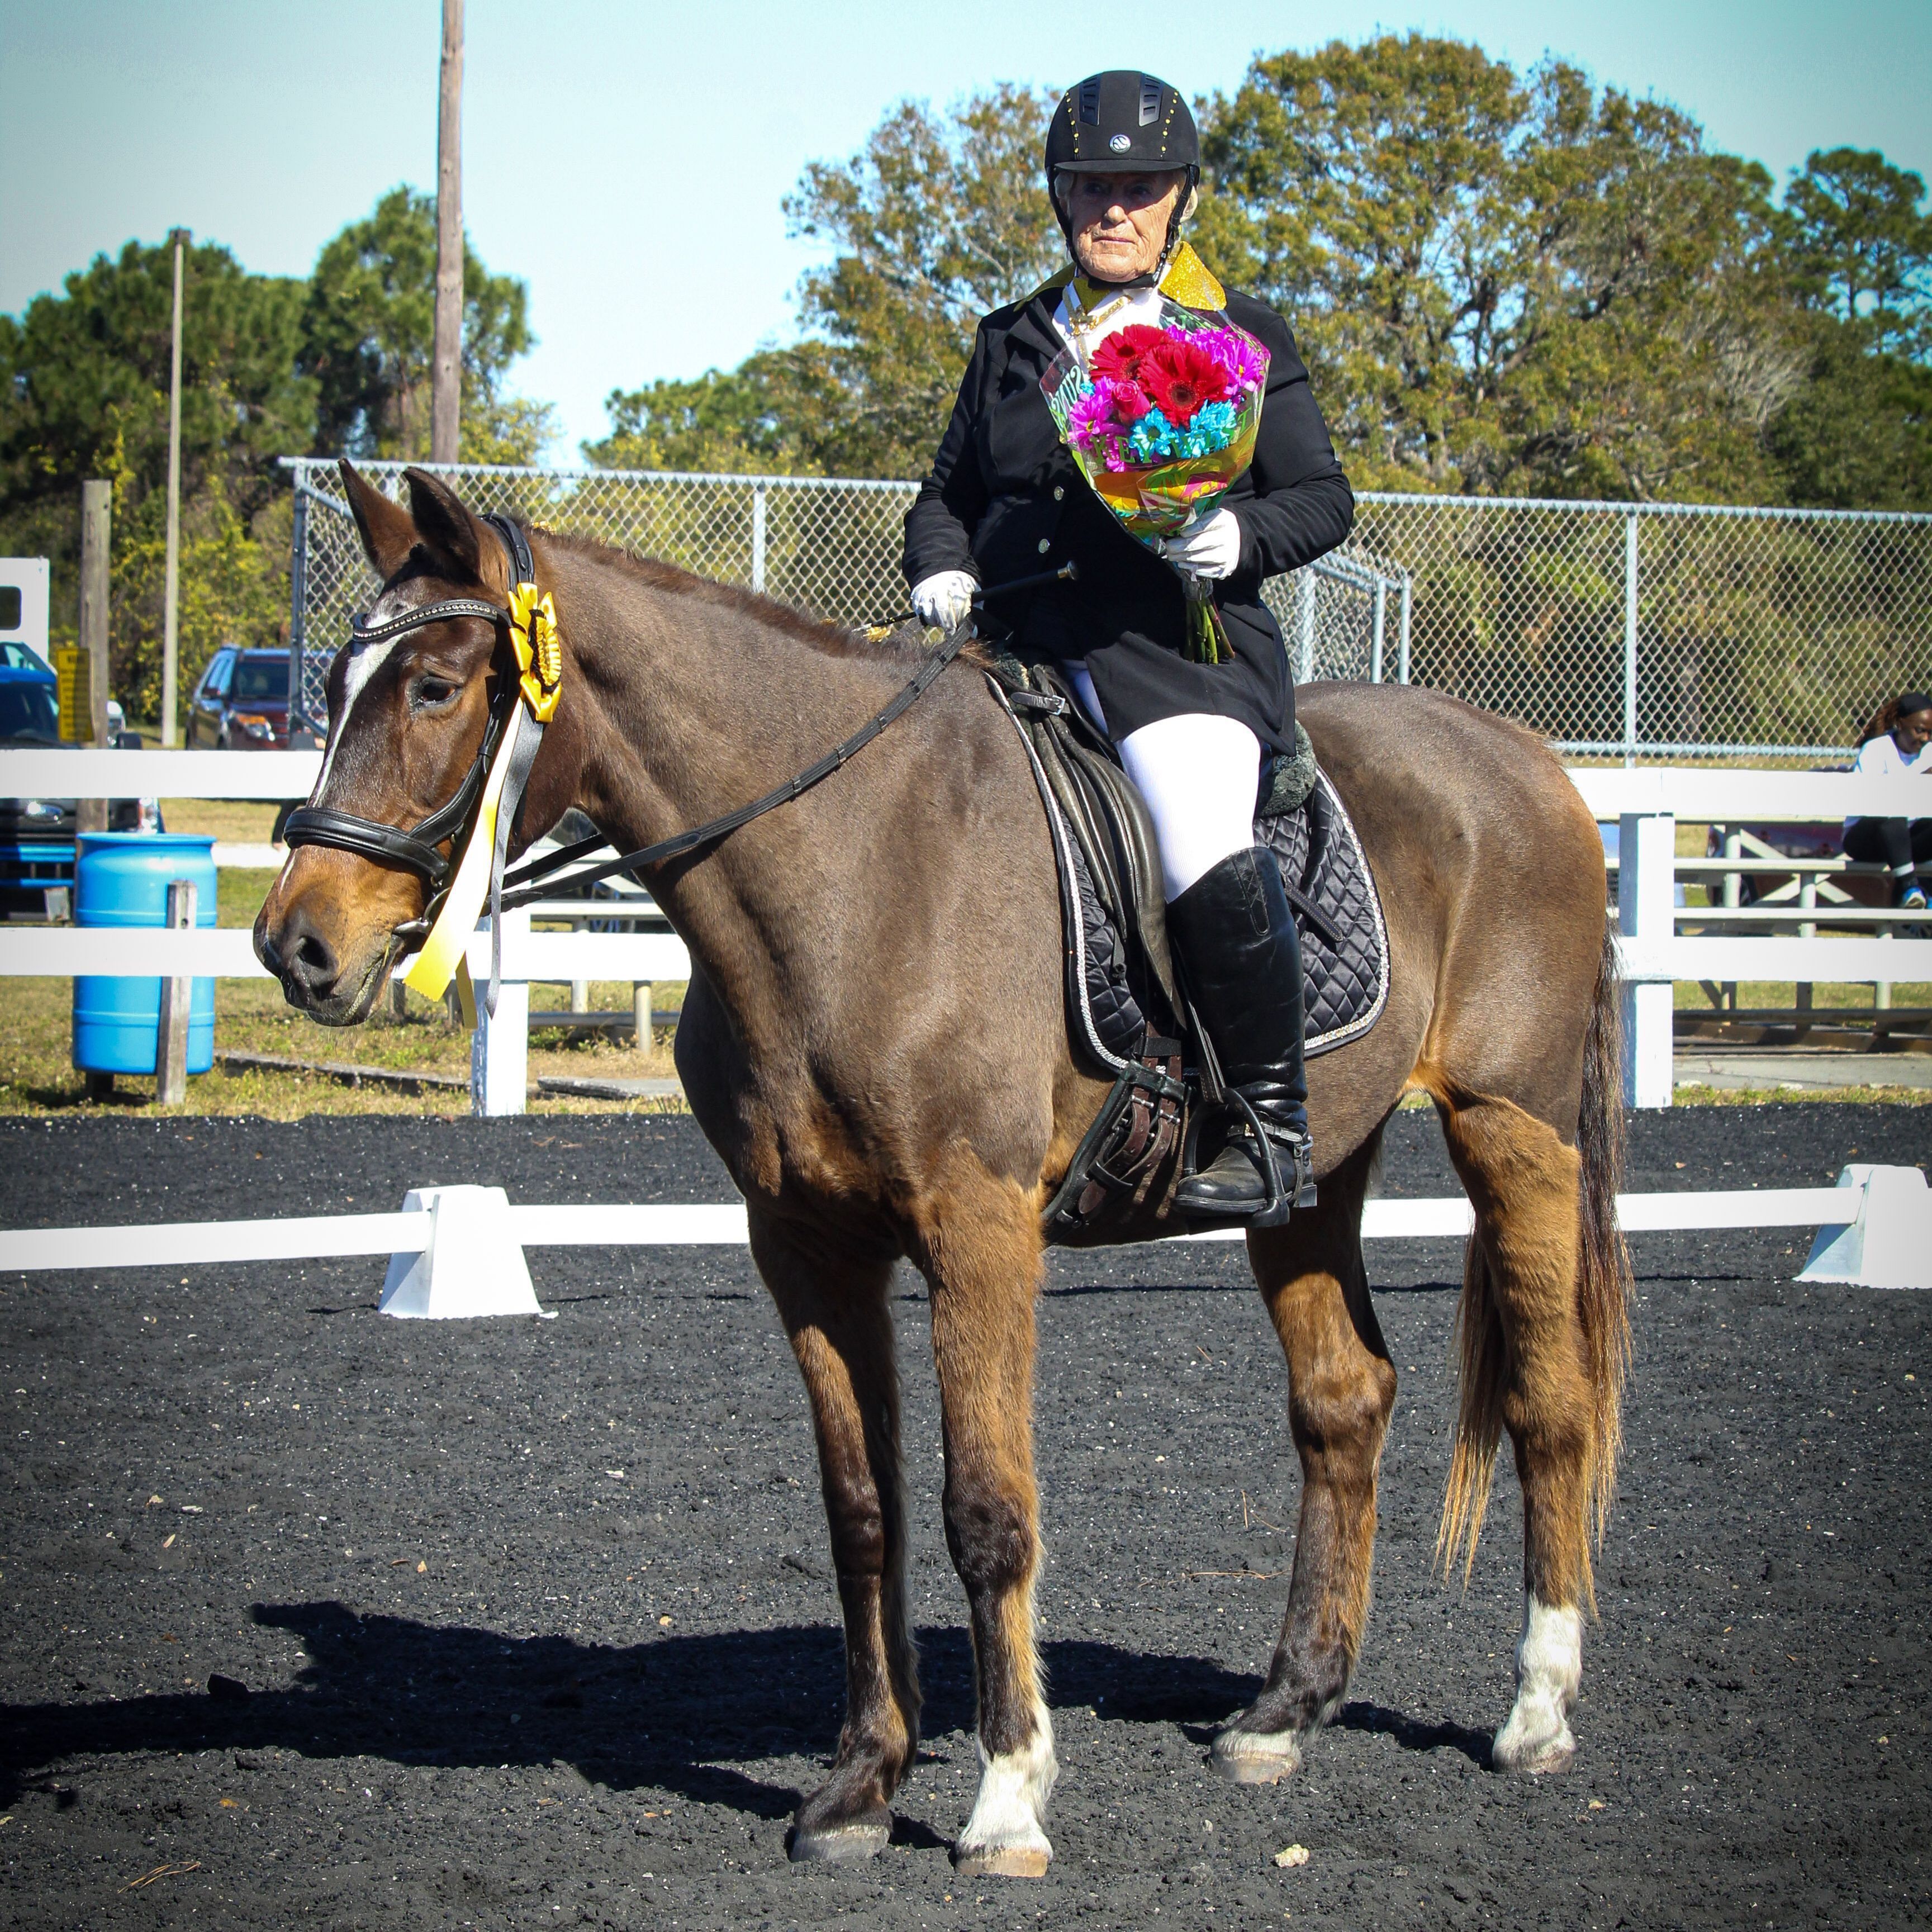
left=1064, top=170, right=1186, bottom=284
left=1896, top=707, right=1932, bottom=754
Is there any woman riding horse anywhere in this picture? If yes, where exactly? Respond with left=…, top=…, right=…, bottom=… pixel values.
left=257, top=70, right=1628, bottom=1878
left=904, top=69, right=1354, bottom=1222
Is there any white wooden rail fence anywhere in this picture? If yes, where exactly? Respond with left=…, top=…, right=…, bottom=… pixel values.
left=3, top=750, right=1929, bottom=1113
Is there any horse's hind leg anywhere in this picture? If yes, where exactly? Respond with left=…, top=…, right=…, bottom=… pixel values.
left=1436, top=1093, right=1597, bottom=1774
left=917, top=1160, right=1056, bottom=1878
left=749, top=1212, right=919, bottom=1862
left=1213, top=1132, right=1396, bottom=1783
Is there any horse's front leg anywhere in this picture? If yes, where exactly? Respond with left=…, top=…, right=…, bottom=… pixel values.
left=918, top=1167, right=1057, bottom=1878
left=1214, top=1136, right=1396, bottom=1783
left=749, top=1211, right=919, bottom=1862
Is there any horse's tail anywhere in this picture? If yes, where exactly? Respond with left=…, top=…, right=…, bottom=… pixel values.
left=1437, top=920, right=1633, bottom=1596
left=1574, top=918, right=1634, bottom=1561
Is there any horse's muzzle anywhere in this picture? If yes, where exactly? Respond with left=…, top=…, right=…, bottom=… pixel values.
left=254, top=900, right=387, bottom=1024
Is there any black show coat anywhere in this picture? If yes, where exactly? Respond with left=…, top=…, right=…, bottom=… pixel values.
left=902, top=285, right=1354, bottom=753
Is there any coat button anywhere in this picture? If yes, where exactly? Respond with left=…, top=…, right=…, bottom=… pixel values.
left=1037, top=538, right=1051, bottom=554
left=1052, top=485, right=1065, bottom=501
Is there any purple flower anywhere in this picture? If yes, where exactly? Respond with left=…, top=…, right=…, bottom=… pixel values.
left=1195, top=328, right=1268, bottom=393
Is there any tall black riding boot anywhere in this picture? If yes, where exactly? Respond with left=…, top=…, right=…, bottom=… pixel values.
left=1166, top=846, right=1312, bottom=1226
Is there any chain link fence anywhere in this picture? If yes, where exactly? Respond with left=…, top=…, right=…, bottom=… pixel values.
left=285, top=459, right=1932, bottom=761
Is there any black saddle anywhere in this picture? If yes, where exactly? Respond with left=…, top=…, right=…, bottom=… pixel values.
left=985, top=658, right=1390, bottom=1238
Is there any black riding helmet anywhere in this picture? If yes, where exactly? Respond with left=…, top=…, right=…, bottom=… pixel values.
left=1044, top=72, right=1200, bottom=267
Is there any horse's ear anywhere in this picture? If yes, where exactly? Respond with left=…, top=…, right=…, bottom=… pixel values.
left=338, top=460, right=417, bottom=580
left=403, top=468, right=490, bottom=585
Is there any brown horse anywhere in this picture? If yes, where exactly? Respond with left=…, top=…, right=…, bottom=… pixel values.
left=257, top=464, right=1630, bottom=1878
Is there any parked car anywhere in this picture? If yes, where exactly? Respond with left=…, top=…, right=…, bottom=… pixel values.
left=187, top=646, right=293, bottom=748
left=1, top=646, right=159, bottom=917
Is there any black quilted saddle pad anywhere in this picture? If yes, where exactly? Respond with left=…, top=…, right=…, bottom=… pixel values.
left=1069, top=768, right=1389, bottom=1066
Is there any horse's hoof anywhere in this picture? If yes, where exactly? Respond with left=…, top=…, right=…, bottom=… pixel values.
left=952, top=1839, right=1052, bottom=1879
left=1211, top=1727, right=1303, bottom=1784
left=1491, top=1707, right=1575, bottom=1775
left=788, top=1814, right=891, bottom=1864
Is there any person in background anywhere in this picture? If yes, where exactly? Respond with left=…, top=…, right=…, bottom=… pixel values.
left=1843, top=690, right=1932, bottom=910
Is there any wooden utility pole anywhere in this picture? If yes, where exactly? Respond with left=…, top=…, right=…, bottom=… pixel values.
left=430, top=0, right=464, bottom=464
left=77, top=479, right=112, bottom=831
left=160, top=227, right=189, bottom=748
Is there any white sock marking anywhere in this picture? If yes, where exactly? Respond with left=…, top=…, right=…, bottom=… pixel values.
left=957, top=1709, right=1057, bottom=1859
left=1493, top=1593, right=1582, bottom=1770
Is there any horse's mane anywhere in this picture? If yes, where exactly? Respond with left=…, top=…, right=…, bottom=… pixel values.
left=538, top=527, right=930, bottom=666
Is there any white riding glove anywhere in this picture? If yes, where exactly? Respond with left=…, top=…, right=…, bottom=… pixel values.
left=910, top=569, right=978, bottom=630
left=1163, top=509, right=1243, bottom=580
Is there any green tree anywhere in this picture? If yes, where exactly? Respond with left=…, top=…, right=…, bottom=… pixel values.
left=783, top=83, right=1064, bottom=476
left=587, top=86, right=1064, bottom=478
left=301, top=185, right=548, bottom=462
left=586, top=347, right=841, bottom=474
left=0, top=238, right=314, bottom=714
left=1782, top=147, right=1932, bottom=350
left=1193, top=35, right=1803, bottom=500
left=1767, top=150, right=1932, bottom=507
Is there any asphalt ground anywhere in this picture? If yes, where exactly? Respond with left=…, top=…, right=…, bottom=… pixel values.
left=1, top=1103, right=1927, bottom=1930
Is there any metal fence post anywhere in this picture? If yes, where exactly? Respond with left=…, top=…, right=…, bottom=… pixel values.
left=288, top=485, right=310, bottom=734
left=1370, top=576, right=1387, bottom=683
left=155, top=880, right=197, bottom=1107
left=1397, top=576, right=1412, bottom=684
left=1297, top=569, right=1316, bottom=683
left=751, top=485, right=767, bottom=595
left=1622, top=512, right=1639, bottom=767
left=1618, top=810, right=1675, bottom=1109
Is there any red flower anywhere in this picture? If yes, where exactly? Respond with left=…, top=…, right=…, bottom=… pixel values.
left=1138, top=336, right=1236, bottom=426
left=1090, top=324, right=1168, bottom=384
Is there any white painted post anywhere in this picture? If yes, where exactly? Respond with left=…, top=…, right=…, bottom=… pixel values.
left=633, top=981, right=653, bottom=1048
left=751, top=485, right=767, bottom=595
left=1618, top=810, right=1675, bottom=1109
left=471, top=908, right=530, bottom=1116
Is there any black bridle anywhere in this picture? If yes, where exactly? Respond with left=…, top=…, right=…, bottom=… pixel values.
left=283, top=513, right=537, bottom=895
left=283, top=537, right=1075, bottom=961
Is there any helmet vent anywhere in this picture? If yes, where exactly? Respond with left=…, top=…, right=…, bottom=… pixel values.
left=1138, top=78, right=1161, bottom=126
left=1078, top=77, right=1102, bottom=125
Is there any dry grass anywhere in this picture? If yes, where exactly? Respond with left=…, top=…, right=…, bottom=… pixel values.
left=2, top=865, right=687, bottom=1119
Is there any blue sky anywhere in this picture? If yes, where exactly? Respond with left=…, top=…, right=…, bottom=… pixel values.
left=4, top=0, right=1928, bottom=460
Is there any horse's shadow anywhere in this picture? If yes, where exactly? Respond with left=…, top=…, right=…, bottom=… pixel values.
left=0, top=1602, right=1485, bottom=1809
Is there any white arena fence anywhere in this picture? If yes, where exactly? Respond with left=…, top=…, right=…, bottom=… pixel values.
left=3, top=1166, right=1928, bottom=1300
left=284, top=458, right=1932, bottom=764
left=1, top=750, right=1929, bottom=1115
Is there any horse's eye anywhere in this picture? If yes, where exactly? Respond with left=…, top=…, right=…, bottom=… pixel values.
left=413, top=676, right=457, bottom=709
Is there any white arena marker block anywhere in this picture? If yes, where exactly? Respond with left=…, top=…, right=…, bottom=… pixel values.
left=1798, top=1165, right=1932, bottom=1290
left=378, top=1185, right=552, bottom=1319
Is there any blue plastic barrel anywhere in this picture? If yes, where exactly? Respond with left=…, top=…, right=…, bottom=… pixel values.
left=72, top=833, right=218, bottom=1076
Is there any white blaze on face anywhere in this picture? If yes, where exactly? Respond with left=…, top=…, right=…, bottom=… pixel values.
left=309, top=637, right=402, bottom=803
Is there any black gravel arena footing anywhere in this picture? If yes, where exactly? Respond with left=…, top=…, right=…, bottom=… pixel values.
left=1, top=1104, right=1928, bottom=1929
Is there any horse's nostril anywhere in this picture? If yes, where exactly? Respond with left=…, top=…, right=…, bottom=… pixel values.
left=280, top=906, right=340, bottom=995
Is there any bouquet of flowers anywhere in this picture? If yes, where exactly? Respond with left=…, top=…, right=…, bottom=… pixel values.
left=1042, top=298, right=1270, bottom=664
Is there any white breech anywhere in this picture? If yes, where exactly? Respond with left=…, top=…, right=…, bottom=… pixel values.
left=1064, top=664, right=1262, bottom=903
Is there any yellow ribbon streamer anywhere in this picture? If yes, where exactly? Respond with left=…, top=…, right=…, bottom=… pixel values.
left=395, top=573, right=561, bottom=1016
left=401, top=715, right=522, bottom=1004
